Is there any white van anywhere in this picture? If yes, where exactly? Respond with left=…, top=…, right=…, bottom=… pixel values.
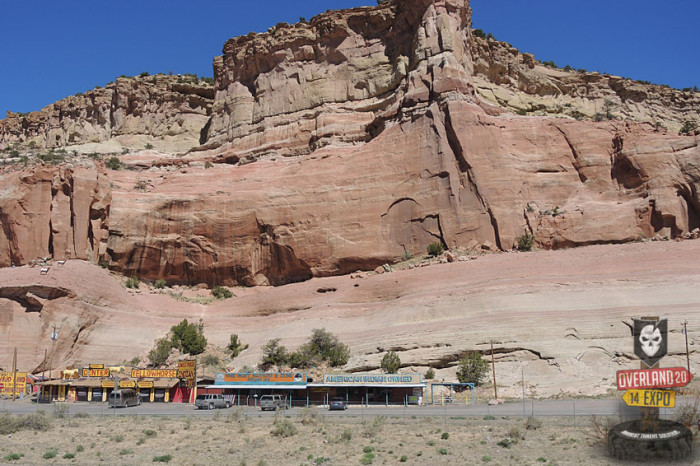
left=108, top=389, right=141, bottom=408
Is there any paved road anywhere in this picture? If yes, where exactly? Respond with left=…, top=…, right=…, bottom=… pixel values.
left=0, top=397, right=688, bottom=420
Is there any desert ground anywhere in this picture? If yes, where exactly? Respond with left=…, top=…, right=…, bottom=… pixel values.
left=2, top=406, right=697, bottom=465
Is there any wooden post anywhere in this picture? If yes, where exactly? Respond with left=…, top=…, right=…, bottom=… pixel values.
left=491, top=340, right=498, bottom=401
left=683, top=320, right=690, bottom=372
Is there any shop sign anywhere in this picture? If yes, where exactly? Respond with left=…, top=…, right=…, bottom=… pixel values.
left=131, top=369, right=178, bottom=378
left=119, top=380, right=136, bottom=388
left=137, top=381, right=154, bottom=388
left=177, top=360, right=196, bottom=380
left=0, top=372, right=27, bottom=396
left=215, top=372, right=307, bottom=385
left=82, top=368, right=110, bottom=378
left=623, top=389, right=675, bottom=408
left=89, top=364, right=105, bottom=369
left=616, top=367, right=693, bottom=390
left=634, top=319, right=668, bottom=368
left=322, top=373, right=421, bottom=385
left=101, top=381, right=115, bottom=388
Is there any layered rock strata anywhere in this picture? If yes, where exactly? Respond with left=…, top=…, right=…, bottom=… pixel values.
left=0, top=75, right=213, bottom=154
left=0, top=0, right=698, bottom=288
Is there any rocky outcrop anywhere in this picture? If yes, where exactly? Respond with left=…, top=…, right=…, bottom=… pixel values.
left=470, top=36, right=700, bottom=133
left=0, top=75, right=214, bottom=155
left=0, top=0, right=698, bottom=287
left=0, top=165, right=110, bottom=267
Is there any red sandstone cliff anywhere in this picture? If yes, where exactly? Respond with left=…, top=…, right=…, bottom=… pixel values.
left=0, top=0, right=699, bottom=287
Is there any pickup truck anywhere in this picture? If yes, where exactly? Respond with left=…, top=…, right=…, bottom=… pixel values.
left=260, top=394, right=287, bottom=411
left=195, top=394, right=230, bottom=410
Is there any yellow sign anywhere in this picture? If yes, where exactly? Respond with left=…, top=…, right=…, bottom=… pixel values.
left=118, top=380, right=135, bottom=388
left=178, top=360, right=196, bottom=380
left=82, top=368, right=110, bottom=378
left=623, top=389, right=675, bottom=408
left=89, top=364, right=105, bottom=369
left=132, top=369, right=178, bottom=378
left=137, top=381, right=154, bottom=388
left=101, top=381, right=115, bottom=388
left=0, top=372, right=27, bottom=396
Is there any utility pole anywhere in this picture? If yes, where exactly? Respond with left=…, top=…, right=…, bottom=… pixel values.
left=490, top=340, right=498, bottom=401
left=682, top=320, right=690, bottom=372
left=48, top=324, right=59, bottom=401
left=11, top=348, right=17, bottom=401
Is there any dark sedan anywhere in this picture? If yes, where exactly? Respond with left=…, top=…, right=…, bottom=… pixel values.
left=329, top=397, right=348, bottom=410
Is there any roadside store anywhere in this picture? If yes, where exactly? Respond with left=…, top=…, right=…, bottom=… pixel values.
left=308, top=373, right=426, bottom=406
left=204, top=372, right=308, bottom=407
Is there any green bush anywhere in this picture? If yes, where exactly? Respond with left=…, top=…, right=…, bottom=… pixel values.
left=427, top=242, right=444, bottom=257
left=441, top=432, right=450, bottom=440
left=125, top=276, right=140, bottom=289
left=154, top=279, right=167, bottom=289
left=170, top=319, right=207, bottom=355
left=63, top=453, right=75, bottom=459
left=284, top=328, right=350, bottom=369
left=211, top=286, right=233, bottom=299
left=425, top=366, right=435, bottom=380
left=400, top=456, right=408, bottom=463
left=105, top=156, right=122, bottom=170
left=3, top=453, right=23, bottom=461
left=0, top=412, right=52, bottom=435
left=148, top=338, right=173, bottom=367
left=227, top=334, right=249, bottom=358
left=381, top=351, right=401, bottom=373
left=680, top=120, right=697, bottom=135
left=201, top=354, right=220, bottom=367
left=438, top=448, right=448, bottom=455
left=75, top=445, right=84, bottom=452
left=43, top=449, right=58, bottom=459
left=525, top=415, right=542, bottom=430
left=456, top=352, right=489, bottom=386
left=516, top=233, right=534, bottom=251
left=260, top=338, right=288, bottom=370
left=145, top=143, right=154, bottom=150
left=153, top=455, right=172, bottom=463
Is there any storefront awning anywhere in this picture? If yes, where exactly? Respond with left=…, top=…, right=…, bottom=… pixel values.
left=206, top=384, right=308, bottom=390
left=307, top=383, right=427, bottom=388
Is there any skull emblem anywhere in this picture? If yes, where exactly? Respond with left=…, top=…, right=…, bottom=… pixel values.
left=639, top=324, right=662, bottom=357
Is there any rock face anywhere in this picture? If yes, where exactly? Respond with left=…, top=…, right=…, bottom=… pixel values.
left=470, top=36, right=700, bottom=134
left=0, top=75, right=214, bottom=155
left=0, top=0, right=699, bottom=287
left=0, top=164, right=110, bottom=267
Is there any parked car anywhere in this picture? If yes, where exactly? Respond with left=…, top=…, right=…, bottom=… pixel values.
left=329, top=397, right=347, bottom=410
left=260, top=394, right=287, bottom=411
left=108, top=389, right=140, bottom=408
left=195, top=394, right=230, bottom=410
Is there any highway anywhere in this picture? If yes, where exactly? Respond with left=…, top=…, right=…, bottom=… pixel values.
left=0, top=397, right=688, bottom=420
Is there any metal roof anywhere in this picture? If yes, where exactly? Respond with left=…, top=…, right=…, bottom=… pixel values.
left=205, top=384, right=308, bottom=390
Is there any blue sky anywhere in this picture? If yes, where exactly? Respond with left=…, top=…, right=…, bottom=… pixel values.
left=1, top=0, right=697, bottom=118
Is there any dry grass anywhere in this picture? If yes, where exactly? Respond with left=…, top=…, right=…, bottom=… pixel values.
left=0, top=413, right=656, bottom=465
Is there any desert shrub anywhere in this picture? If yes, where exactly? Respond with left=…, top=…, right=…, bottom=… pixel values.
left=75, top=445, right=84, bottom=452
left=154, top=279, right=166, bottom=289
left=285, top=328, right=350, bottom=369
left=456, top=352, right=489, bottom=386
left=3, top=453, right=23, bottom=461
left=143, top=429, right=157, bottom=438
left=211, top=286, right=233, bottom=299
left=508, top=426, right=524, bottom=440
left=270, top=418, right=297, bottom=438
left=340, top=428, right=352, bottom=443
left=119, top=449, right=134, bottom=456
left=525, top=415, right=542, bottom=430
left=260, top=338, right=289, bottom=370
left=53, top=403, right=67, bottom=418
left=438, top=448, right=448, bottom=455
left=362, top=416, right=385, bottom=438
left=542, top=60, right=557, bottom=68
left=516, top=233, right=535, bottom=251
left=427, top=242, right=444, bottom=257
left=425, top=367, right=435, bottom=380
left=153, top=455, right=172, bottom=463
left=170, top=319, right=207, bottom=355
left=680, top=120, right=697, bottom=135
left=0, top=412, right=51, bottom=435
left=201, top=354, right=220, bottom=367
left=139, top=72, right=150, bottom=78
left=63, top=453, right=75, bottom=459
left=472, top=28, right=486, bottom=39
left=380, top=351, right=401, bottom=373
left=43, top=449, right=58, bottom=459
left=674, top=396, right=699, bottom=427
left=400, top=455, right=408, bottom=463
left=105, top=156, right=122, bottom=170
left=145, top=143, right=154, bottom=150
left=300, top=408, right=323, bottom=426
left=441, top=432, right=450, bottom=440
left=227, top=334, right=249, bottom=358
left=148, top=338, right=173, bottom=367
left=204, top=161, right=213, bottom=168
left=497, top=437, right=517, bottom=448
left=516, top=109, right=527, bottom=116
left=125, top=276, right=140, bottom=289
